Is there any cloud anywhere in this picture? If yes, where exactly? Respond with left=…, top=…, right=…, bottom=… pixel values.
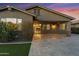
left=48, top=3, right=79, bottom=9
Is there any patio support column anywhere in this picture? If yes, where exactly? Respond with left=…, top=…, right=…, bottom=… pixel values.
left=66, top=22, right=71, bottom=36
left=41, top=23, right=43, bottom=34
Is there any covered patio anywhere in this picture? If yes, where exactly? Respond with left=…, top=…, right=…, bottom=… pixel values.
left=26, top=6, right=75, bottom=36
left=33, top=20, right=71, bottom=35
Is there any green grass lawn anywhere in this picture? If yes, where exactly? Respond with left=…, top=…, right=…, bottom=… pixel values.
left=0, top=43, right=31, bottom=56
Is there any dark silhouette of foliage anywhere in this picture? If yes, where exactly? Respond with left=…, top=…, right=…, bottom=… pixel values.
left=0, top=22, right=17, bottom=42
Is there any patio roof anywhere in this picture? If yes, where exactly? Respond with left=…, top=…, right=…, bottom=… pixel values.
left=71, top=19, right=79, bottom=25
left=36, top=16, right=71, bottom=22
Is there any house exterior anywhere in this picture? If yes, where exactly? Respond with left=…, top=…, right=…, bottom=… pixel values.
left=0, top=5, right=75, bottom=42
left=26, top=6, right=75, bottom=36
left=0, top=6, right=35, bottom=42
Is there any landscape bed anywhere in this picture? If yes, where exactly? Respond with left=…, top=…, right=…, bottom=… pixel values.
left=0, top=43, right=31, bottom=56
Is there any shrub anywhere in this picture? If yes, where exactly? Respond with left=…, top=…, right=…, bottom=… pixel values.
left=0, top=22, right=17, bottom=42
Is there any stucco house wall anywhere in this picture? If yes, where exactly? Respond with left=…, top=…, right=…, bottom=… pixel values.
left=0, top=8, right=33, bottom=41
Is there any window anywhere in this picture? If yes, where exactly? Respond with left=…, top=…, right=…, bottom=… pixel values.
left=60, top=23, right=65, bottom=30
left=47, top=24, right=50, bottom=30
left=34, top=9, right=37, bottom=14
left=0, top=18, right=22, bottom=31
left=17, top=19, right=22, bottom=31
left=33, top=8, right=40, bottom=16
left=42, top=24, right=46, bottom=30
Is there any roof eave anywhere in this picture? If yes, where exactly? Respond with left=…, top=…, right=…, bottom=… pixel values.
left=0, top=6, right=36, bottom=17
left=26, top=5, right=75, bottom=20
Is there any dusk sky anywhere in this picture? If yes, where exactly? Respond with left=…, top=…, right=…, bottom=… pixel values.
left=0, top=3, right=79, bottom=22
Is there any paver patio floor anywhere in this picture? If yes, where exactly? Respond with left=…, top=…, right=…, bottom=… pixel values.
left=29, top=34, right=79, bottom=56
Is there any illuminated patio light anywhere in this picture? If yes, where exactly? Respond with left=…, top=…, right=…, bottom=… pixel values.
left=52, top=24, right=56, bottom=29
